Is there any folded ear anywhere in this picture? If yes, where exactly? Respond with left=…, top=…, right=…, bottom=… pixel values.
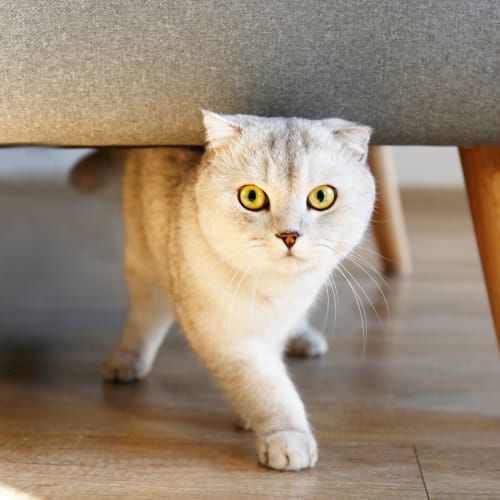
left=201, top=110, right=242, bottom=149
left=324, top=118, right=372, bottom=162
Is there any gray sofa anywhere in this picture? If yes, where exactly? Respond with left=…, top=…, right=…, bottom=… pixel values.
left=1, top=1, right=499, bottom=343
left=1, top=0, right=498, bottom=146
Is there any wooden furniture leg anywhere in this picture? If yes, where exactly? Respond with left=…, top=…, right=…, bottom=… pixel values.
left=459, top=146, right=500, bottom=348
left=368, top=146, right=412, bottom=276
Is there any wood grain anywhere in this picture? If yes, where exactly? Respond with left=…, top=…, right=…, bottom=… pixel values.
left=368, top=146, right=412, bottom=276
left=415, top=445, right=500, bottom=499
left=460, top=146, right=500, bottom=347
left=1, top=184, right=499, bottom=499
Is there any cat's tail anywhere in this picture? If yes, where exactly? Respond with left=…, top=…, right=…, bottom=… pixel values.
left=69, top=148, right=127, bottom=192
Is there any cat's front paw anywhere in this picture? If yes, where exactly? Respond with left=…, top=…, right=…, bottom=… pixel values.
left=286, top=328, right=328, bottom=358
left=257, top=430, right=318, bottom=471
left=102, top=350, right=149, bottom=383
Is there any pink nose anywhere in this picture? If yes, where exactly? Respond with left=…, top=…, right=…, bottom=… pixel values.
left=276, top=231, right=300, bottom=249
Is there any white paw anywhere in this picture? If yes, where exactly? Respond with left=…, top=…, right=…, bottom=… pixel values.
left=257, top=430, right=318, bottom=471
left=102, top=350, right=149, bottom=382
left=286, top=329, right=328, bottom=358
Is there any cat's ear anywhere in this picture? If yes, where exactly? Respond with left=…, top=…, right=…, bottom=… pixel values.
left=324, top=118, right=372, bottom=163
left=201, top=110, right=242, bottom=149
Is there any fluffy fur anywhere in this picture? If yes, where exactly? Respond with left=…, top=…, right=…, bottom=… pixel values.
left=86, top=112, right=375, bottom=471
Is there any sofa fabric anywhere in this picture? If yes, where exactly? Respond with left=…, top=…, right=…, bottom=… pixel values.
left=0, top=0, right=498, bottom=146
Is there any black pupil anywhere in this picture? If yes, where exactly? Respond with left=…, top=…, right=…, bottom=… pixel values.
left=248, top=190, right=257, bottom=202
left=317, top=190, right=325, bottom=203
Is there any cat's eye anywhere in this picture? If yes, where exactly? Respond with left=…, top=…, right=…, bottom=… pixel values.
left=238, top=184, right=269, bottom=211
left=307, top=185, right=337, bottom=211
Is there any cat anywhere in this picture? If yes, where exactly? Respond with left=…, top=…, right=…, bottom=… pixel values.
left=73, top=111, right=375, bottom=471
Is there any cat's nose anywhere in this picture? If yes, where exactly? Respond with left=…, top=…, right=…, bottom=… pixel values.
left=276, top=231, right=301, bottom=249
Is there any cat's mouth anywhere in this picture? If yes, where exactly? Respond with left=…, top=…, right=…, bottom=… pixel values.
left=285, top=250, right=302, bottom=259
left=280, top=250, right=308, bottom=265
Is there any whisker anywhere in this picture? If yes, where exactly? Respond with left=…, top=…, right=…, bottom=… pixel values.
left=350, top=249, right=391, bottom=289
left=198, top=244, right=263, bottom=278
left=329, top=273, right=341, bottom=324
left=315, top=237, right=390, bottom=262
left=201, top=246, right=261, bottom=335
left=336, top=264, right=368, bottom=360
left=339, top=261, right=383, bottom=329
left=321, top=274, right=331, bottom=337
left=347, top=253, right=391, bottom=321
left=325, top=274, right=339, bottom=341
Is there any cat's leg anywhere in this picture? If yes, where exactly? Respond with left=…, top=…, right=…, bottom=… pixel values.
left=231, top=408, right=252, bottom=431
left=286, top=317, right=328, bottom=358
left=103, top=268, right=174, bottom=382
left=197, top=337, right=317, bottom=470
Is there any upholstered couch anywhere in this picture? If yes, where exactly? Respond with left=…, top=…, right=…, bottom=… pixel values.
left=1, top=1, right=499, bottom=343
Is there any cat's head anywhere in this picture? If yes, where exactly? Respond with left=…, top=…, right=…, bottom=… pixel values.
left=195, top=111, right=375, bottom=275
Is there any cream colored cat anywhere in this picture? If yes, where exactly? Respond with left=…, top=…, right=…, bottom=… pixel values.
left=79, top=112, right=375, bottom=471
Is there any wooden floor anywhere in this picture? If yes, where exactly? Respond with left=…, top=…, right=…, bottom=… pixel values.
left=0, top=182, right=499, bottom=499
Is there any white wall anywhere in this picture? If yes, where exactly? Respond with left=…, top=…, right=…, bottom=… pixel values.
left=392, top=146, right=463, bottom=187
left=0, top=146, right=464, bottom=187
left=0, top=147, right=93, bottom=184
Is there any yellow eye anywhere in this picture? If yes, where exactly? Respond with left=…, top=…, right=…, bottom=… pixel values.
left=307, top=185, right=337, bottom=211
left=238, top=185, right=268, bottom=211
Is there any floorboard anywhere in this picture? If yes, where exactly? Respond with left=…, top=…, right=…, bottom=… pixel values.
left=0, top=182, right=499, bottom=499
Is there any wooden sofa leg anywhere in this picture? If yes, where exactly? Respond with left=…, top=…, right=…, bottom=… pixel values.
left=459, top=146, right=500, bottom=348
left=368, top=146, right=412, bottom=276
